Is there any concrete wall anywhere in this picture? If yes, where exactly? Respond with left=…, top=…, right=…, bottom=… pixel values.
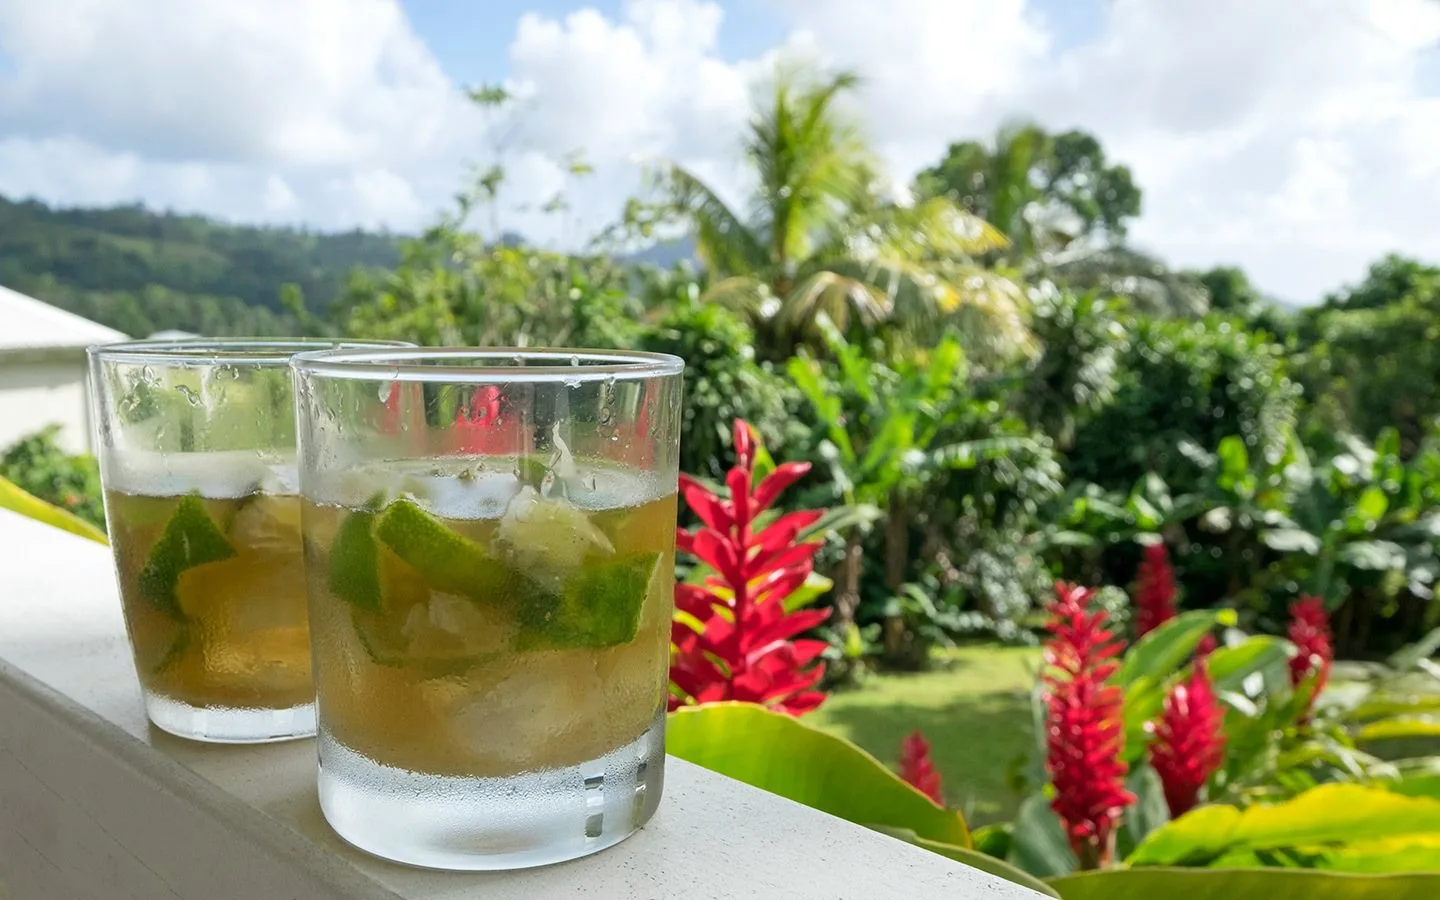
left=0, top=352, right=93, bottom=454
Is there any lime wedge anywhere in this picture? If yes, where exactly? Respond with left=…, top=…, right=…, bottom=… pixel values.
left=328, top=509, right=382, bottom=611
left=351, top=593, right=514, bottom=676
left=138, top=494, right=236, bottom=617
left=519, top=551, right=662, bottom=650
left=132, top=615, right=191, bottom=675
left=375, top=498, right=513, bottom=599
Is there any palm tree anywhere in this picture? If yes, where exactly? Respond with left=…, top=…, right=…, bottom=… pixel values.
left=661, top=63, right=1030, bottom=360
left=1045, top=245, right=1210, bottom=318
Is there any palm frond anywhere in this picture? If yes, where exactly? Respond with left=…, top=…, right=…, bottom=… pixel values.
left=748, top=64, right=874, bottom=267
left=666, top=164, right=768, bottom=277
left=777, top=269, right=891, bottom=336
left=1047, top=245, right=1210, bottom=317
left=699, top=275, right=772, bottom=321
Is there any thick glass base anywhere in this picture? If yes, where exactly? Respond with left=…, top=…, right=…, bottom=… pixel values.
left=317, top=709, right=666, bottom=871
left=144, top=692, right=317, bottom=744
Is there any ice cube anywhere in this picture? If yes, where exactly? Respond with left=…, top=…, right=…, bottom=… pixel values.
left=497, top=485, right=614, bottom=572
left=433, top=653, right=604, bottom=770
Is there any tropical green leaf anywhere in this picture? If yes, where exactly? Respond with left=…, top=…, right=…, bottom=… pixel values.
left=1212, top=835, right=1440, bottom=873
left=1206, top=637, right=1292, bottom=694
left=1387, top=627, right=1440, bottom=673
left=1259, top=528, right=1322, bottom=555
left=666, top=703, right=971, bottom=847
left=1351, top=486, right=1390, bottom=526
left=1129, top=785, right=1440, bottom=867
left=0, top=474, right=107, bottom=544
left=1340, top=541, right=1408, bottom=571
left=1049, top=868, right=1440, bottom=900
left=1007, top=793, right=1077, bottom=879
left=796, top=503, right=883, bottom=542
left=1116, top=610, right=1238, bottom=688
left=1120, top=764, right=1171, bottom=854
left=1351, top=695, right=1440, bottom=722
left=782, top=570, right=834, bottom=613
left=873, top=826, right=1060, bottom=898
left=1217, top=436, right=1251, bottom=489
left=1356, top=717, right=1440, bottom=742
left=1390, top=758, right=1440, bottom=800
left=973, top=823, right=1012, bottom=857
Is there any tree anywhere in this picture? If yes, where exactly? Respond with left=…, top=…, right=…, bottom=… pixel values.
left=914, top=124, right=1141, bottom=259
left=654, top=62, right=1028, bottom=361
left=1193, top=266, right=1264, bottom=320
left=1323, top=254, right=1440, bottom=311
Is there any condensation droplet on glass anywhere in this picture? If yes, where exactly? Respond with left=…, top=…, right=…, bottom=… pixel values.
left=377, top=381, right=393, bottom=403
left=176, top=384, right=200, bottom=406
left=569, top=354, right=581, bottom=367
left=565, top=376, right=582, bottom=389
left=599, top=406, right=614, bottom=426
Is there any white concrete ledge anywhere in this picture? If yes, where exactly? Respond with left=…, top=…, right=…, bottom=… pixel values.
left=0, top=508, right=1041, bottom=899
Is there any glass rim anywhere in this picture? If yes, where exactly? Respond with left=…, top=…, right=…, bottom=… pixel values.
left=87, top=337, right=414, bottom=367
left=290, top=347, right=686, bottom=383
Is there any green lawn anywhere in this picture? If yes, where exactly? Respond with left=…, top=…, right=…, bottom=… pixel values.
left=808, top=643, right=1042, bottom=825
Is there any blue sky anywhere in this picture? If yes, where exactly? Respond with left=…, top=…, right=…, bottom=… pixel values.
left=0, top=0, right=1437, bottom=302
left=405, top=0, right=787, bottom=85
left=403, top=0, right=1108, bottom=87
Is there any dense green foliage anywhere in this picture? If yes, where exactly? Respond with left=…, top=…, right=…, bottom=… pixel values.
left=0, top=426, right=105, bottom=529
left=0, top=195, right=400, bottom=336
left=6, top=64, right=1439, bottom=662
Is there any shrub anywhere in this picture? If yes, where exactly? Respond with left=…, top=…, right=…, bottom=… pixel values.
left=1070, top=315, right=1299, bottom=497
left=0, top=426, right=105, bottom=530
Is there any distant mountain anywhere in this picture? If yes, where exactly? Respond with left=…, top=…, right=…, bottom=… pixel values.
left=0, top=195, right=404, bottom=337
left=619, top=237, right=699, bottom=269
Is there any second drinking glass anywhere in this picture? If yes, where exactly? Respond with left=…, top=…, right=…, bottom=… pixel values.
left=291, top=347, right=684, bottom=871
left=89, top=338, right=411, bottom=743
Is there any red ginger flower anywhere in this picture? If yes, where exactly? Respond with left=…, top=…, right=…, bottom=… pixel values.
left=1195, top=633, right=1218, bottom=658
left=1133, top=543, right=1178, bottom=638
left=1287, top=595, right=1333, bottom=718
left=1043, top=581, right=1136, bottom=869
left=669, top=420, right=830, bottom=715
left=898, top=731, right=944, bottom=805
left=1148, top=660, right=1226, bottom=818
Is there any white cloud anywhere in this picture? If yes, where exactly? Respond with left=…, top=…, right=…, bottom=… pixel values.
left=0, top=0, right=1437, bottom=301
left=0, top=0, right=481, bottom=226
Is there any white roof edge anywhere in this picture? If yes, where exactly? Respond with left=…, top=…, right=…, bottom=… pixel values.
left=0, top=283, right=129, bottom=350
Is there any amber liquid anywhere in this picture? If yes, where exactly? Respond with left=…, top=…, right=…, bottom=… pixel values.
left=107, top=490, right=313, bottom=710
left=304, top=480, right=675, bottom=778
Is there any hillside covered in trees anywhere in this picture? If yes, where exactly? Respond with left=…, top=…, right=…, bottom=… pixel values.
left=0, top=195, right=403, bottom=337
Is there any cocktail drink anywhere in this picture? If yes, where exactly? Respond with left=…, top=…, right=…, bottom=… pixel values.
left=291, top=348, right=683, bottom=870
left=88, top=338, right=409, bottom=743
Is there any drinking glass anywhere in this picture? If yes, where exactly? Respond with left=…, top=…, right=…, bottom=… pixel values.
left=291, top=347, right=684, bottom=871
left=88, top=338, right=410, bottom=743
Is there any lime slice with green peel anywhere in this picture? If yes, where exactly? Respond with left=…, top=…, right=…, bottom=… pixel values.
left=132, top=615, right=191, bottom=675
left=138, top=494, right=236, bottom=617
left=518, top=551, right=662, bottom=650
left=351, top=592, right=515, bottom=675
left=375, top=497, right=515, bottom=599
left=328, top=509, right=382, bottom=611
